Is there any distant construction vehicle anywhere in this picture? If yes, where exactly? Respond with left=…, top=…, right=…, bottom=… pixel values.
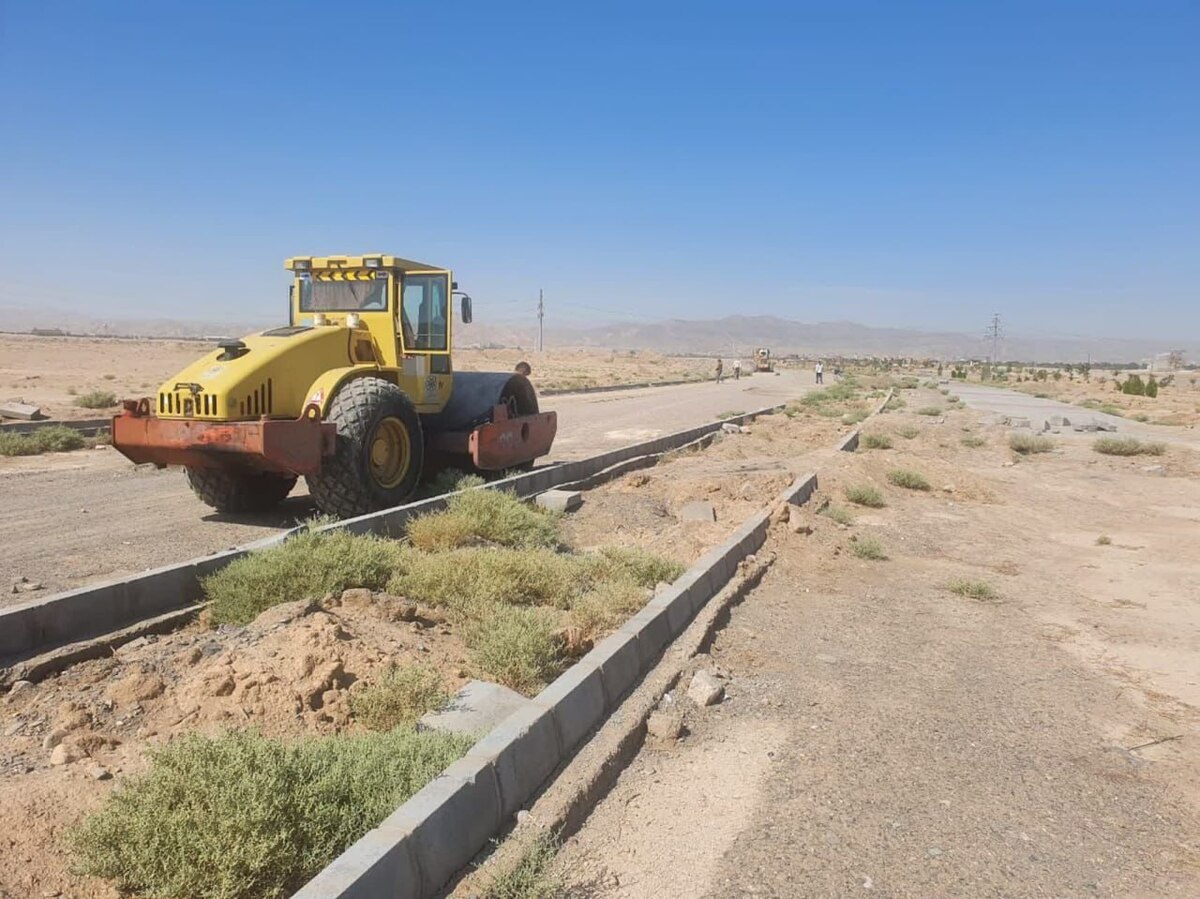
left=754, top=347, right=774, bottom=373
left=113, top=254, right=556, bottom=518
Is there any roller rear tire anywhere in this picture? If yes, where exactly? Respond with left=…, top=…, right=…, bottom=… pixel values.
left=306, top=376, right=424, bottom=519
left=185, top=468, right=297, bottom=514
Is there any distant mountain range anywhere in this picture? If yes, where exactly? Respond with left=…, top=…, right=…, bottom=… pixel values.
left=0, top=306, right=1190, bottom=364
left=464, top=315, right=1191, bottom=364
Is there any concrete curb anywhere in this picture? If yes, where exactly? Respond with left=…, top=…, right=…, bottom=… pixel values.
left=835, top=388, right=896, bottom=453
left=539, top=376, right=707, bottom=396
left=0, top=404, right=785, bottom=677
left=291, top=471, right=819, bottom=899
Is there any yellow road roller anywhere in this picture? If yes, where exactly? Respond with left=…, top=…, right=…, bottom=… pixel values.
left=113, top=254, right=556, bottom=518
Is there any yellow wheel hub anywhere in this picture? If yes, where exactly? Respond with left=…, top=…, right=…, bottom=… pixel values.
left=369, top=417, right=411, bottom=489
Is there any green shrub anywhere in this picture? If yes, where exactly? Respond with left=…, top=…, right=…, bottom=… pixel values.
left=844, top=484, right=885, bottom=508
left=76, top=390, right=118, bottom=409
left=859, top=433, right=892, bottom=450
left=204, top=529, right=408, bottom=625
left=916, top=406, right=942, bottom=416
left=1121, top=374, right=1145, bottom=396
left=586, top=545, right=684, bottom=587
left=568, top=579, right=647, bottom=640
left=351, top=665, right=448, bottom=731
left=960, top=435, right=986, bottom=448
left=883, top=394, right=906, bottom=411
left=393, top=546, right=582, bottom=613
left=467, top=606, right=565, bottom=693
left=1008, top=433, right=1054, bottom=455
left=946, top=579, right=998, bottom=601
left=407, top=489, right=558, bottom=552
left=887, top=469, right=931, bottom=491
left=715, top=410, right=745, bottom=420
left=895, top=424, right=920, bottom=440
left=0, top=424, right=87, bottom=456
left=841, top=409, right=869, bottom=424
left=1092, top=437, right=1166, bottom=457
left=851, top=537, right=887, bottom=560
left=427, top=468, right=486, bottom=496
left=1096, top=535, right=1112, bottom=546
left=68, top=728, right=471, bottom=899
left=820, top=504, right=854, bottom=526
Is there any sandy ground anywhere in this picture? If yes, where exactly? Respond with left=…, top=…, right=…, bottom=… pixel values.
left=0, top=334, right=722, bottom=422
left=0, top=395, right=850, bottom=899
left=0, top=371, right=805, bottom=599
left=556, top=390, right=1200, bottom=897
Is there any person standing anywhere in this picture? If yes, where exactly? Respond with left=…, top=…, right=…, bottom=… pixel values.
left=815, top=360, right=824, bottom=384
left=733, top=359, right=742, bottom=380
left=715, top=358, right=724, bottom=384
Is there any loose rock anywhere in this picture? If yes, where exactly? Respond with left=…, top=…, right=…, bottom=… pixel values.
left=49, top=743, right=81, bottom=766
left=679, top=501, right=717, bottom=523
left=688, top=670, right=725, bottom=707
left=646, top=709, right=684, bottom=740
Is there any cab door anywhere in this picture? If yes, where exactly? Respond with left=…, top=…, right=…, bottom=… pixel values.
left=397, top=271, right=454, bottom=412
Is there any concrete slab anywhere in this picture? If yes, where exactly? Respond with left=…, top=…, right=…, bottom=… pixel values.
left=535, top=489, right=583, bottom=513
left=679, top=500, right=717, bottom=522
left=419, top=681, right=532, bottom=736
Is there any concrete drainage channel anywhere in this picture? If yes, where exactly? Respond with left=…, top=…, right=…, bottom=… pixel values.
left=294, top=388, right=894, bottom=899
left=0, top=402, right=786, bottom=682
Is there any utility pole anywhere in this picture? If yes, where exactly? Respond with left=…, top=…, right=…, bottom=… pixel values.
left=985, top=313, right=1003, bottom=365
left=537, top=289, right=544, bottom=353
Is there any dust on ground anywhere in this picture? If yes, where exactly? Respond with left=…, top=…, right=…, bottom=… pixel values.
left=556, top=388, right=1200, bottom=897
left=0, top=394, right=846, bottom=899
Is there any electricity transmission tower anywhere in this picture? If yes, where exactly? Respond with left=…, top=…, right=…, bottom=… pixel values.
left=985, top=313, right=1003, bottom=365
left=537, top=289, right=544, bottom=352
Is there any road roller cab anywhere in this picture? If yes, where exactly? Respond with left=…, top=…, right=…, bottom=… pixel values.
left=112, top=254, right=557, bottom=518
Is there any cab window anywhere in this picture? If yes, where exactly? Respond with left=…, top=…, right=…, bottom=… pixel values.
left=401, top=274, right=449, bottom=351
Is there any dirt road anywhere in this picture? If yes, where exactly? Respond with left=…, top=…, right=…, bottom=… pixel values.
left=0, top=371, right=806, bottom=598
left=556, top=390, right=1200, bottom=897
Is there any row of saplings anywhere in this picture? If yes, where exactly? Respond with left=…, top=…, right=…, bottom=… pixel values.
left=70, top=483, right=682, bottom=899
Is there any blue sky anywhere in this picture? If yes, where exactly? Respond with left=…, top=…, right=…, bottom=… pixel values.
left=1, top=0, right=1196, bottom=340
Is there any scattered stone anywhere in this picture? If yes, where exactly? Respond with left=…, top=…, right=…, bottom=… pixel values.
left=42, top=728, right=67, bottom=749
left=941, top=484, right=955, bottom=493
left=250, top=597, right=318, bottom=629
left=106, top=671, right=166, bottom=705
left=687, top=670, right=725, bottom=707
left=420, top=680, right=532, bottom=735
left=1049, top=415, right=1071, bottom=427
left=721, top=422, right=741, bottom=434
left=3, top=720, right=23, bottom=737
left=770, top=503, right=791, bottom=525
left=374, top=594, right=419, bottom=622
left=535, top=490, right=582, bottom=513
left=88, top=765, right=112, bottom=781
left=7, top=680, right=34, bottom=700
left=0, top=401, right=44, bottom=420
left=49, top=743, right=81, bottom=766
left=11, top=580, right=43, bottom=594
left=646, top=709, right=685, bottom=740
left=1140, top=465, right=1166, bottom=475
left=788, top=516, right=813, bottom=535
left=340, top=587, right=374, bottom=609
left=679, top=501, right=717, bottom=523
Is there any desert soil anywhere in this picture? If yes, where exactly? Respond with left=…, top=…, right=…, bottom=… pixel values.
left=0, top=391, right=847, bottom=899
left=0, top=334, right=720, bottom=423
left=555, top=388, right=1200, bottom=897
left=0, top=368, right=804, bottom=600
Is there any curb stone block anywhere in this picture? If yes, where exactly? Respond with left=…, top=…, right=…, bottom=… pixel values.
left=585, top=629, right=643, bottom=710
left=466, top=704, right=561, bottom=821
left=397, top=756, right=502, bottom=896
left=645, top=585, right=694, bottom=638
left=619, top=602, right=673, bottom=668
left=534, top=661, right=606, bottom=754
left=291, top=825, right=421, bottom=899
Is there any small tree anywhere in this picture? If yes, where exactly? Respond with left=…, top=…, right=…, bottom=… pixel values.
left=1122, top=374, right=1145, bottom=396
left=1145, top=376, right=1158, bottom=398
